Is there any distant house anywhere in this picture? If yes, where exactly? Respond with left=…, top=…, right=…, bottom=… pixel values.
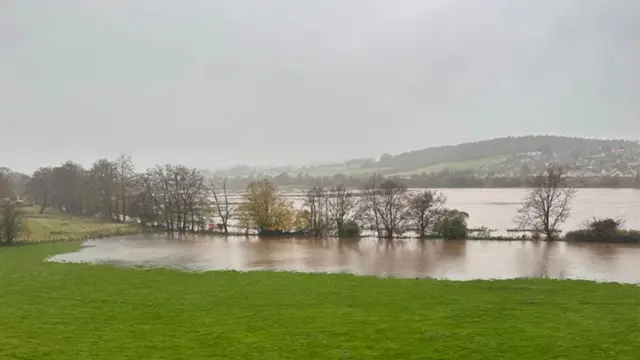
left=609, top=169, right=624, bottom=177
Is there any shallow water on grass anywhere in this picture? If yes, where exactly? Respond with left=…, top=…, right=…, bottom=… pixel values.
left=47, top=234, right=640, bottom=283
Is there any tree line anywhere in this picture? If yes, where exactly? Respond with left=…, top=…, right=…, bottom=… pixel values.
left=214, top=169, right=640, bottom=190
left=8, top=156, right=225, bottom=234
left=0, top=157, right=595, bottom=243
left=237, top=176, right=470, bottom=240
left=1, top=156, right=471, bottom=240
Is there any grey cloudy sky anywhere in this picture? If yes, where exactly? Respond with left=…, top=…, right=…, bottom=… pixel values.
left=1, top=0, right=639, bottom=173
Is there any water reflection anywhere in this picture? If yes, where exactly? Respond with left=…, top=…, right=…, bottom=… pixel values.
left=48, top=234, right=640, bottom=283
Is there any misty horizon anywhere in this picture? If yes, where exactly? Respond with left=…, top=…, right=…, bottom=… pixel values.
left=2, top=0, right=639, bottom=174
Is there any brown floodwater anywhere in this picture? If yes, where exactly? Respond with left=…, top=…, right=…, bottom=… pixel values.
left=48, top=234, right=640, bottom=283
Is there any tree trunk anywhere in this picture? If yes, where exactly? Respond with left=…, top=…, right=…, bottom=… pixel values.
left=39, top=196, right=48, bottom=214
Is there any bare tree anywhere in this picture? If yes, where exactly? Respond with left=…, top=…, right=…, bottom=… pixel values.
left=515, top=164, right=576, bottom=240
left=327, top=184, right=359, bottom=237
left=0, top=173, right=14, bottom=201
left=115, top=154, right=136, bottom=222
left=141, top=165, right=209, bottom=233
left=303, top=183, right=329, bottom=236
left=210, top=177, right=233, bottom=234
left=87, top=159, right=117, bottom=220
left=407, top=190, right=446, bottom=238
left=25, top=167, right=53, bottom=214
left=361, top=175, right=409, bottom=239
left=377, top=179, right=410, bottom=238
left=361, top=173, right=385, bottom=238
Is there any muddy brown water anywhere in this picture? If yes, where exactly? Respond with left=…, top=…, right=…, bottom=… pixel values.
left=48, top=234, right=640, bottom=283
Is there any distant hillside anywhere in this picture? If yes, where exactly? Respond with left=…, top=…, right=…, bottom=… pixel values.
left=378, top=136, right=637, bottom=170
left=217, top=136, right=640, bottom=177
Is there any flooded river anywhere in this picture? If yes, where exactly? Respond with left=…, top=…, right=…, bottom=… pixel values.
left=219, top=188, right=640, bottom=236
left=49, top=234, right=640, bottom=283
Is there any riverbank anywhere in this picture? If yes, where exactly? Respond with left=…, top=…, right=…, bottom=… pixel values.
left=0, top=242, right=638, bottom=359
left=15, top=207, right=149, bottom=244
left=9, top=206, right=638, bottom=245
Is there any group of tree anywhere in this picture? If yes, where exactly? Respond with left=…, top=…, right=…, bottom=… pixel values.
left=237, top=175, right=470, bottom=239
left=17, top=156, right=237, bottom=234
left=0, top=154, right=597, bottom=243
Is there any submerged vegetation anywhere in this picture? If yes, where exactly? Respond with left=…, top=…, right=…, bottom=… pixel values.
left=565, top=217, right=640, bottom=244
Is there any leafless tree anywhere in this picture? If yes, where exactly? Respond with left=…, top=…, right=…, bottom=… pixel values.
left=377, top=178, right=410, bottom=238
left=361, top=173, right=385, bottom=238
left=25, top=167, right=53, bottom=214
left=361, top=175, right=409, bottom=238
left=87, top=159, right=117, bottom=220
left=303, top=183, right=329, bottom=236
left=327, top=184, right=360, bottom=237
left=209, top=177, right=233, bottom=234
left=115, top=154, right=136, bottom=222
left=407, top=190, right=446, bottom=238
left=515, top=164, right=576, bottom=240
left=0, top=173, right=14, bottom=201
left=141, top=165, right=209, bottom=233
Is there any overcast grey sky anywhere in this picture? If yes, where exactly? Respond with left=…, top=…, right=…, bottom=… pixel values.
left=1, top=0, right=639, bottom=173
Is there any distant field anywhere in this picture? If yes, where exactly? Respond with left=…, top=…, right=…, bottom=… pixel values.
left=391, top=155, right=511, bottom=176
left=280, top=155, right=510, bottom=178
left=18, top=207, right=146, bottom=243
left=288, top=165, right=394, bottom=177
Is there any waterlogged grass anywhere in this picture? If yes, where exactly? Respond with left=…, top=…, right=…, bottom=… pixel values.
left=1, top=243, right=638, bottom=359
left=17, top=207, right=147, bottom=243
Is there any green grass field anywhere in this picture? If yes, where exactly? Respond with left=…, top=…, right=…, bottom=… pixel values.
left=288, top=165, right=395, bottom=177
left=0, top=242, right=638, bottom=359
left=17, top=207, right=146, bottom=243
left=391, top=155, right=511, bottom=176
left=284, top=155, right=511, bottom=178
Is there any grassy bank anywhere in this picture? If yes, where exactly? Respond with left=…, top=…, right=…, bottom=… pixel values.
left=0, top=243, right=638, bottom=359
left=16, top=207, right=148, bottom=243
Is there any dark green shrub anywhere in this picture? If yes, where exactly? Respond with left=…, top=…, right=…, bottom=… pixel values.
left=586, top=217, right=622, bottom=237
left=340, top=221, right=361, bottom=238
left=564, top=230, right=640, bottom=243
left=435, top=209, right=469, bottom=240
left=565, top=218, right=640, bottom=243
left=0, top=201, right=23, bottom=245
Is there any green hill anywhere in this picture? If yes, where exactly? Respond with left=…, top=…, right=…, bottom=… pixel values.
left=220, top=136, right=639, bottom=178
